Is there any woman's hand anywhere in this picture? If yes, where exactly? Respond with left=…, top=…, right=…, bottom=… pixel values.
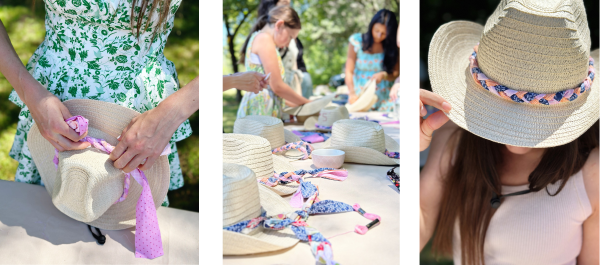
left=420, top=89, right=451, bottom=151
left=371, top=71, right=388, bottom=84
left=390, top=82, right=400, bottom=102
left=108, top=105, right=178, bottom=173
left=223, top=71, right=268, bottom=94
left=349, top=93, right=359, bottom=104
left=28, top=89, right=90, bottom=151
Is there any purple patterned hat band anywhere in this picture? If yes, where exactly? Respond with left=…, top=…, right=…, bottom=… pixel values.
left=470, top=45, right=595, bottom=105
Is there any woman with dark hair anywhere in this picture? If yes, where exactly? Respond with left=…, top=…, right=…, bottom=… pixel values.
left=258, top=0, right=312, bottom=99
left=236, top=5, right=310, bottom=119
left=0, top=0, right=198, bottom=207
left=346, top=9, right=399, bottom=111
left=420, top=1, right=599, bottom=264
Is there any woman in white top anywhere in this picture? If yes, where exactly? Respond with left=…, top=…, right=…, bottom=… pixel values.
left=419, top=0, right=599, bottom=264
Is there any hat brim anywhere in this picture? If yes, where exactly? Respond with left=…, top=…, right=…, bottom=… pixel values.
left=283, top=93, right=336, bottom=116
left=322, top=134, right=398, bottom=166
left=303, top=116, right=331, bottom=132
left=223, top=185, right=299, bottom=255
left=27, top=99, right=170, bottom=230
left=275, top=129, right=305, bottom=161
left=346, top=79, right=377, bottom=112
left=429, top=21, right=600, bottom=147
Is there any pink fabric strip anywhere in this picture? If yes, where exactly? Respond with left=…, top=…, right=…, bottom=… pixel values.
left=53, top=115, right=168, bottom=259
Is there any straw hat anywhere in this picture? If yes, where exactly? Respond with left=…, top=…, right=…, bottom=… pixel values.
left=322, top=119, right=398, bottom=165
left=234, top=115, right=304, bottom=160
left=346, top=79, right=378, bottom=112
left=223, top=163, right=299, bottom=255
left=223, top=133, right=299, bottom=195
left=429, top=0, right=599, bottom=147
left=283, top=93, right=336, bottom=116
left=304, top=105, right=350, bottom=131
left=27, top=99, right=170, bottom=230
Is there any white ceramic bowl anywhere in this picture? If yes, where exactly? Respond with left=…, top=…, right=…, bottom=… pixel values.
left=312, top=149, right=345, bottom=169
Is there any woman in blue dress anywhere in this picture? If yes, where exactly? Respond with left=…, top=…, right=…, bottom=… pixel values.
left=345, top=9, right=399, bottom=112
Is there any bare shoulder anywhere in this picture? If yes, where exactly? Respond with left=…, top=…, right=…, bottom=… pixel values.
left=252, top=32, right=276, bottom=51
left=582, top=147, right=599, bottom=211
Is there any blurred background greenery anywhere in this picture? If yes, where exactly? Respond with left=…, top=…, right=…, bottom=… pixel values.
left=419, top=0, right=599, bottom=264
left=0, top=0, right=199, bottom=212
left=223, top=0, right=399, bottom=132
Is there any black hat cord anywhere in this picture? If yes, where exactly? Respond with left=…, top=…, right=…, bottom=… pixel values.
left=88, top=225, right=106, bottom=245
left=490, top=189, right=531, bottom=209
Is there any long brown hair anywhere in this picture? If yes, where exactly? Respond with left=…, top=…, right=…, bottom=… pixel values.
left=432, top=121, right=599, bottom=265
left=130, top=0, right=172, bottom=43
left=239, top=5, right=301, bottom=64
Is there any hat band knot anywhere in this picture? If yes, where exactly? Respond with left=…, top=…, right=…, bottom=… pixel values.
left=470, top=45, right=595, bottom=105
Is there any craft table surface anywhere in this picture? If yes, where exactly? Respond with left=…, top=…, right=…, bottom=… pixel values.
left=0, top=180, right=199, bottom=264
left=224, top=112, right=399, bottom=265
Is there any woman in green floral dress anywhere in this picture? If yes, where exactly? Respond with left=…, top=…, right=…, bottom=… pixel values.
left=236, top=6, right=310, bottom=119
left=0, top=0, right=198, bottom=206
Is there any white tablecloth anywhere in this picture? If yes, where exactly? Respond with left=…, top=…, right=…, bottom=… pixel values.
left=0, top=180, right=199, bottom=264
left=224, top=112, right=399, bottom=264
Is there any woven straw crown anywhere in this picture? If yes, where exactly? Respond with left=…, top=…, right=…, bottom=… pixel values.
left=477, top=0, right=591, bottom=94
left=223, top=163, right=262, bottom=227
left=316, top=105, right=350, bottom=127
left=234, top=116, right=285, bottom=149
left=330, top=119, right=386, bottom=152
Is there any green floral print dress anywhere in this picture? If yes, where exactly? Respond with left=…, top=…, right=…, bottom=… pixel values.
left=7, top=0, right=192, bottom=206
left=236, top=31, right=286, bottom=119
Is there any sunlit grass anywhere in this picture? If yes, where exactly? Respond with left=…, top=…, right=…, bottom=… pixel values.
left=0, top=124, right=17, bottom=181
left=223, top=88, right=242, bottom=133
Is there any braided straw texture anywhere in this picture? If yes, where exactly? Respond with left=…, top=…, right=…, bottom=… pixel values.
left=428, top=0, right=599, bottom=147
left=323, top=119, right=399, bottom=165
left=304, top=105, right=350, bottom=131
left=233, top=115, right=303, bottom=160
left=223, top=163, right=298, bottom=255
left=223, top=134, right=298, bottom=195
left=283, top=93, right=336, bottom=116
left=27, top=99, right=170, bottom=230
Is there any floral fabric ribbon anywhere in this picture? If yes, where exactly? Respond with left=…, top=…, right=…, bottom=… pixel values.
left=53, top=115, right=169, bottom=259
left=470, top=44, right=595, bottom=105
left=385, top=150, right=399, bottom=159
left=224, top=179, right=380, bottom=265
left=272, top=141, right=314, bottom=160
left=315, top=124, right=332, bottom=130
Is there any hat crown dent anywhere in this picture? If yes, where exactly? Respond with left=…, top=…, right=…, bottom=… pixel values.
left=477, top=0, right=591, bottom=94
left=331, top=120, right=386, bottom=152
left=223, top=163, right=263, bottom=227
left=317, top=106, right=350, bottom=127
left=234, top=115, right=285, bottom=148
left=223, top=134, right=275, bottom=178
left=53, top=149, right=124, bottom=223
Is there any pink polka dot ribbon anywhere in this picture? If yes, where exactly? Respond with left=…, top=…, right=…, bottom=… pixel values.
left=53, top=115, right=169, bottom=259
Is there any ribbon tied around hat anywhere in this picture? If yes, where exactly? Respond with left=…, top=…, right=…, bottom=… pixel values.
left=53, top=115, right=169, bottom=259
left=224, top=179, right=380, bottom=265
left=470, top=44, right=595, bottom=105
left=259, top=167, right=349, bottom=190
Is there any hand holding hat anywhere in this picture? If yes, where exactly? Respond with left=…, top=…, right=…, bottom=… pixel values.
left=420, top=89, right=451, bottom=151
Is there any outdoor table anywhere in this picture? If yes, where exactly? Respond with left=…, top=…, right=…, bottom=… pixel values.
left=224, top=111, right=399, bottom=264
left=0, top=180, right=199, bottom=264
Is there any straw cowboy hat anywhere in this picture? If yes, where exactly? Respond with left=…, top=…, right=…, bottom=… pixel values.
left=429, top=0, right=599, bottom=147
left=234, top=115, right=305, bottom=160
left=223, top=163, right=299, bottom=255
left=304, top=105, right=350, bottom=132
left=27, top=99, right=170, bottom=230
left=323, top=119, right=399, bottom=165
left=223, top=133, right=299, bottom=195
left=283, top=93, right=336, bottom=117
left=346, top=79, right=378, bottom=112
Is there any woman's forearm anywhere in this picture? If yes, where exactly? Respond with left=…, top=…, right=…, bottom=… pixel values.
left=0, top=20, right=45, bottom=106
left=223, top=75, right=238, bottom=91
left=345, top=72, right=355, bottom=94
left=271, top=81, right=308, bottom=106
left=158, top=75, right=199, bottom=126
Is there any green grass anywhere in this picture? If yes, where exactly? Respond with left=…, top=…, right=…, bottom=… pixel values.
left=223, top=89, right=243, bottom=133
left=0, top=5, right=199, bottom=212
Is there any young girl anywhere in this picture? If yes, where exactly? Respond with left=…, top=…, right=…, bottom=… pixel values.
left=236, top=5, right=310, bottom=119
left=0, top=0, right=198, bottom=206
left=345, top=9, right=399, bottom=111
left=420, top=1, right=599, bottom=264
